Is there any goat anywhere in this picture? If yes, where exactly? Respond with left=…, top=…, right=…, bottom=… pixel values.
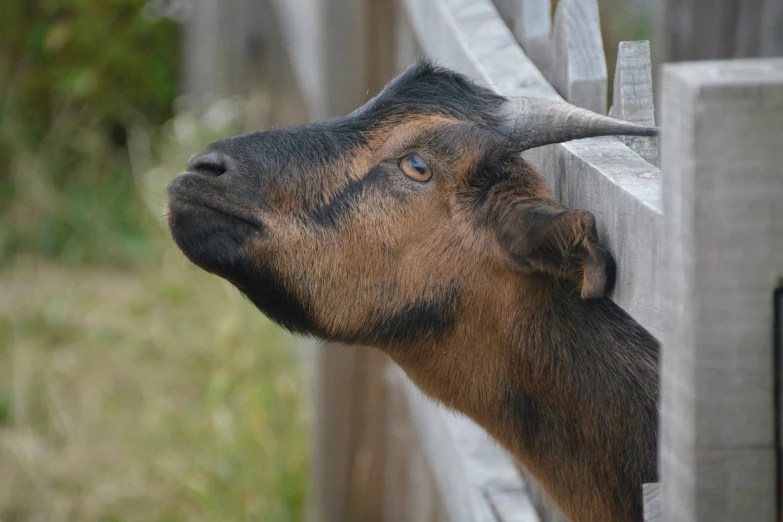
left=166, top=60, right=659, bottom=522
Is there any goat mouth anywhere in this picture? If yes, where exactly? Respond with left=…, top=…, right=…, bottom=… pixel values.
left=167, top=174, right=264, bottom=231
left=166, top=193, right=264, bottom=283
left=170, top=197, right=263, bottom=231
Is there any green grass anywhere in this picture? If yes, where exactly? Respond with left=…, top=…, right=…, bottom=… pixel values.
left=0, top=253, right=309, bottom=522
left=1, top=4, right=309, bottom=516
left=0, top=102, right=309, bottom=522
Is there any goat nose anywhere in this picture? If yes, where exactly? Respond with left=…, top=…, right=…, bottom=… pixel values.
left=187, top=151, right=230, bottom=177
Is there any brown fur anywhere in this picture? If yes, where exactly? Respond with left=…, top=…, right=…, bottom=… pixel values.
left=166, top=61, right=659, bottom=522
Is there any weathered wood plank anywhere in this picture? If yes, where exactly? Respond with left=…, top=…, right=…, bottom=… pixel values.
left=658, top=0, right=783, bottom=63
left=642, top=482, right=661, bottom=522
left=317, top=0, right=371, bottom=117
left=492, top=0, right=607, bottom=114
left=268, top=0, right=325, bottom=116
left=387, top=366, right=541, bottom=522
left=394, top=0, right=423, bottom=75
left=654, top=0, right=783, bottom=120
left=659, top=58, right=783, bottom=522
left=777, top=287, right=783, bottom=522
left=551, top=0, right=607, bottom=114
left=609, top=41, right=658, bottom=166
left=402, top=0, right=664, bottom=339
left=308, top=346, right=391, bottom=522
left=384, top=371, right=443, bottom=522
left=270, top=0, right=374, bottom=118
left=308, top=344, right=356, bottom=522
left=516, top=467, right=569, bottom=522
left=506, top=0, right=553, bottom=81
left=183, top=0, right=268, bottom=101
left=383, top=368, right=413, bottom=522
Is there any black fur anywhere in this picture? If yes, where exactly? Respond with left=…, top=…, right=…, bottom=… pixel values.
left=166, top=193, right=322, bottom=335
left=354, top=58, right=506, bottom=126
left=501, top=388, right=576, bottom=457
left=306, top=165, right=395, bottom=228
left=234, top=260, right=325, bottom=335
left=344, top=285, right=459, bottom=346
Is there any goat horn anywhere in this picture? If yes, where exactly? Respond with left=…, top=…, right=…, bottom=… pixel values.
left=499, top=97, right=658, bottom=151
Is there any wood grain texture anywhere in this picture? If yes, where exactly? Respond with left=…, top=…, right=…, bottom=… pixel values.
left=183, top=0, right=268, bottom=101
left=384, top=370, right=443, bottom=522
left=658, top=0, right=783, bottom=63
left=383, top=368, right=413, bottom=522
left=268, top=0, right=325, bottom=116
left=493, top=0, right=553, bottom=80
left=516, top=0, right=553, bottom=81
left=608, top=41, right=658, bottom=166
left=659, top=58, right=783, bottom=522
left=777, top=288, right=783, bottom=522
left=308, top=344, right=356, bottom=522
left=308, top=346, right=391, bottom=522
left=491, top=0, right=607, bottom=114
left=402, top=0, right=664, bottom=340
left=551, top=0, right=607, bottom=114
left=654, top=0, right=783, bottom=123
left=642, top=483, right=661, bottom=522
left=270, top=0, right=373, bottom=118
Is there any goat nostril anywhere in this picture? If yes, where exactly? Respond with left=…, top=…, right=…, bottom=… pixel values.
left=187, top=152, right=230, bottom=177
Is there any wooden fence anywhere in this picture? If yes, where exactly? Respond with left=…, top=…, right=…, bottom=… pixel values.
left=185, top=0, right=783, bottom=520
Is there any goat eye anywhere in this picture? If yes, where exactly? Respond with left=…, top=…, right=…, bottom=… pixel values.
left=399, top=154, right=431, bottom=182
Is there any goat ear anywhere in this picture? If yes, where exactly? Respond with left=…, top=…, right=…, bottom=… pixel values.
left=494, top=200, right=615, bottom=299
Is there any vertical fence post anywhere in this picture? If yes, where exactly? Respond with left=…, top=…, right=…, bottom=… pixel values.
left=182, top=0, right=267, bottom=103
left=551, top=0, right=607, bottom=114
left=659, top=58, right=783, bottom=522
left=511, top=0, right=553, bottom=80
left=657, top=0, right=783, bottom=63
left=182, top=0, right=225, bottom=100
left=310, top=346, right=391, bottom=522
left=492, top=0, right=607, bottom=114
left=609, top=41, right=658, bottom=166
left=492, top=0, right=553, bottom=79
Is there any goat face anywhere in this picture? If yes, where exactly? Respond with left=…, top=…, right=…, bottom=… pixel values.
left=167, top=60, right=656, bottom=348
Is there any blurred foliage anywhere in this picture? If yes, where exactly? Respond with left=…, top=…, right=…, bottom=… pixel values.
left=0, top=0, right=179, bottom=264
left=0, top=97, right=307, bottom=521
left=0, top=2, right=309, bottom=517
